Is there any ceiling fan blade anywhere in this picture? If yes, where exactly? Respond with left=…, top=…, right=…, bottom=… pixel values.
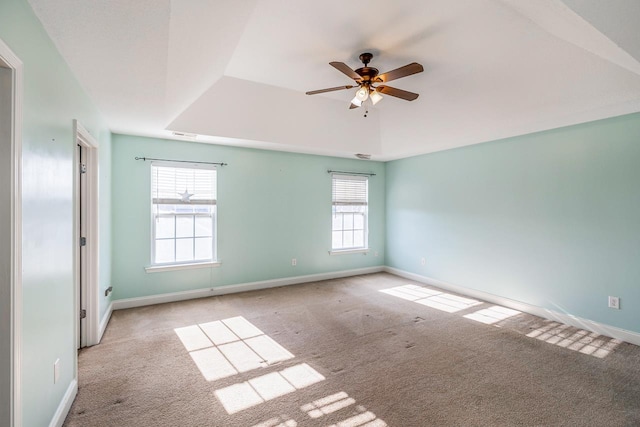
left=375, top=62, right=424, bottom=83
left=376, top=85, right=419, bottom=101
left=330, top=62, right=363, bottom=81
left=306, top=85, right=355, bottom=95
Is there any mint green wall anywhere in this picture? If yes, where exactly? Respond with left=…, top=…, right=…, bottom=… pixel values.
left=386, top=112, right=640, bottom=334
left=0, top=1, right=112, bottom=426
left=111, top=134, right=385, bottom=299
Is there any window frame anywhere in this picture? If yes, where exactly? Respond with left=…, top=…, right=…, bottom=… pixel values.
left=147, top=161, right=219, bottom=270
left=329, top=173, right=370, bottom=255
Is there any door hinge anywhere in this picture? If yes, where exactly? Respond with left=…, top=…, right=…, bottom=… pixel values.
left=80, top=163, right=87, bottom=174
left=80, top=309, right=87, bottom=319
left=80, top=237, right=87, bottom=247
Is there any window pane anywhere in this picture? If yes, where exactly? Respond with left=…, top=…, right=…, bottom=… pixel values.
left=344, top=213, right=354, bottom=230
left=353, top=230, right=364, bottom=247
left=332, top=214, right=342, bottom=231
left=195, top=216, right=213, bottom=237
left=176, top=216, right=194, bottom=238
left=156, top=216, right=175, bottom=239
left=155, top=239, right=175, bottom=264
left=332, top=231, right=343, bottom=249
left=176, top=238, right=194, bottom=262
left=157, top=204, right=176, bottom=214
left=343, top=231, right=354, bottom=248
left=195, top=237, right=213, bottom=260
left=353, top=214, right=364, bottom=230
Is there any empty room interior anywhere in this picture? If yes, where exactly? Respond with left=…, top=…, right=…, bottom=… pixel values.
left=2, top=1, right=640, bottom=426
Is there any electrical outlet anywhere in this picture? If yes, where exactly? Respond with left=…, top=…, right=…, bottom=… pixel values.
left=291, top=258, right=297, bottom=266
left=54, top=359, right=60, bottom=384
left=374, top=251, right=379, bottom=257
left=420, top=257, right=426, bottom=266
left=608, top=296, right=620, bottom=310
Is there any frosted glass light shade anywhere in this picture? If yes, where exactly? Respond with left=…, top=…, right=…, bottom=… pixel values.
left=370, top=90, right=383, bottom=105
left=355, top=86, right=369, bottom=101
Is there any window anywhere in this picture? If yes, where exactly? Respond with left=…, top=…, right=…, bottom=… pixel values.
left=151, top=162, right=217, bottom=266
left=331, top=174, right=368, bottom=252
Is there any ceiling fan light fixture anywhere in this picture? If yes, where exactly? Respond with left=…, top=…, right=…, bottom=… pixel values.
left=355, top=86, right=369, bottom=101
left=370, top=90, right=383, bottom=105
left=307, top=53, right=423, bottom=109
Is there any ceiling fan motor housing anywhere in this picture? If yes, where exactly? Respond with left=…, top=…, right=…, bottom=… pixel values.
left=355, top=67, right=379, bottom=82
left=356, top=53, right=379, bottom=84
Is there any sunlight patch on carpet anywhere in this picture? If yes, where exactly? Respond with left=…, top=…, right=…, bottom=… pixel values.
left=526, top=321, right=622, bottom=358
left=189, top=347, right=238, bottom=381
left=379, top=284, right=621, bottom=359
left=379, top=285, right=441, bottom=301
left=328, top=411, right=387, bottom=427
left=175, top=316, right=295, bottom=381
left=218, top=340, right=267, bottom=372
left=251, top=416, right=297, bottom=427
left=379, top=284, right=481, bottom=313
left=464, top=305, right=521, bottom=324
left=300, top=391, right=387, bottom=426
left=301, top=391, right=355, bottom=418
left=214, top=363, right=325, bottom=414
left=175, top=325, right=214, bottom=351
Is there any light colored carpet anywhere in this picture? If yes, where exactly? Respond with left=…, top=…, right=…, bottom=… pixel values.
left=64, top=273, right=640, bottom=426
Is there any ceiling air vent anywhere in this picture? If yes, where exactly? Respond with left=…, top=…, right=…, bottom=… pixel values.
left=172, top=131, right=198, bottom=140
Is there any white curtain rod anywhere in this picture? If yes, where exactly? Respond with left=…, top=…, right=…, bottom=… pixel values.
left=135, top=156, right=227, bottom=166
left=327, top=170, right=376, bottom=176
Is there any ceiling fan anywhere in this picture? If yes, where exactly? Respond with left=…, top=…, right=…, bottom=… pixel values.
left=306, top=52, right=424, bottom=109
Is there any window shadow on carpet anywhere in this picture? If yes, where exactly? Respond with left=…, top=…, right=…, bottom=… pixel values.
left=379, top=284, right=621, bottom=359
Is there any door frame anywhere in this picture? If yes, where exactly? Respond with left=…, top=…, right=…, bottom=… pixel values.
left=0, top=37, right=23, bottom=427
left=73, top=120, right=100, bottom=348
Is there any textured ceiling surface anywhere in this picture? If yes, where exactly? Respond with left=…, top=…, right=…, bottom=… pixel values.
left=28, top=0, right=640, bottom=160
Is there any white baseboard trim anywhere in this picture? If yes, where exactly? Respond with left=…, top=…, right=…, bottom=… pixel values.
left=384, top=266, right=640, bottom=347
left=49, top=378, right=77, bottom=427
left=98, top=301, right=113, bottom=343
left=112, top=266, right=384, bottom=311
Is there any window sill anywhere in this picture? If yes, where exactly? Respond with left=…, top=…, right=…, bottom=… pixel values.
left=328, top=249, right=370, bottom=256
left=145, top=261, right=221, bottom=273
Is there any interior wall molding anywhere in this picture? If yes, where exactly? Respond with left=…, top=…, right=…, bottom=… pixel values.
left=384, top=266, right=640, bottom=347
left=98, top=302, right=113, bottom=343
left=47, top=379, right=77, bottom=427
left=0, top=36, right=23, bottom=427
left=112, top=266, right=384, bottom=310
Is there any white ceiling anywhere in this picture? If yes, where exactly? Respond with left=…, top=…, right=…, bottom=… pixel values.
left=28, top=0, right=640, bottom=160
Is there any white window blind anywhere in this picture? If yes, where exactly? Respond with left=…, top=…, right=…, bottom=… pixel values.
left=152, top=163, right=217, bottom=205
left=332, top=174, right=368, bottom=207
